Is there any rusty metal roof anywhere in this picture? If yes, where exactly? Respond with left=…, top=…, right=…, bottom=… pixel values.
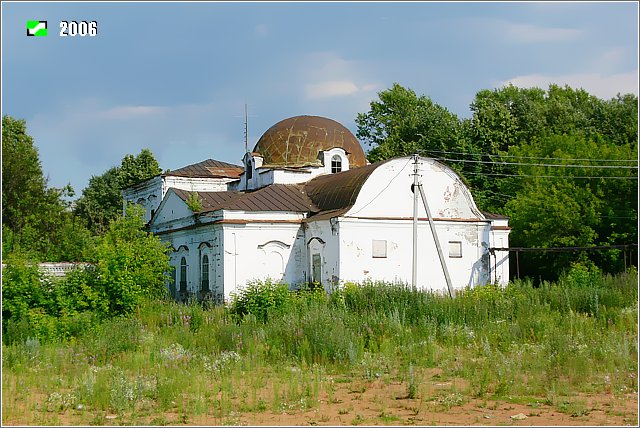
left=171, top=161, right=387, bottom=219
left=303, top=162, right=383, bottom=213
left=219, top=184, right=317, bottom=213
left=173, top=189, right=240, bottom=212
left=175, top=185, right=317, bottom=214
left=253, top=115, right=367, bottom=168
left=167, top=159, right=243, bottom=179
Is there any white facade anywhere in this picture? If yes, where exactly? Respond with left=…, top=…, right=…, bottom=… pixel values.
left=125, top=116, right=509, bottom=302
left=145, top=155, right=510, bottom=302
left=301, top=157, right=504, bottom=294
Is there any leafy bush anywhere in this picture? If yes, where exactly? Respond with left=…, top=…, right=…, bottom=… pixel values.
left=560, top=262, right=602, bottom=288
left=90, top=204, right=171, bottom=316
left=229, top=279, right=294, bottom=323
left=53, top=268, right=109, bottom=316
left=1, top=253, right=52, bottom=321
left=2, top=205, right=171, bottom=344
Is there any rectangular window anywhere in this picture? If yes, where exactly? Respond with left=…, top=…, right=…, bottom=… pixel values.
left=372, top=240, right=387, bottom=258
left=448, top=241, right=462, bottom=258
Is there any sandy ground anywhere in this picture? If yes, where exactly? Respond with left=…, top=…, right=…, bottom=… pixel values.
left=3, top=370, right=637, bottom=426
left=186, top=377, right=639, bottom=426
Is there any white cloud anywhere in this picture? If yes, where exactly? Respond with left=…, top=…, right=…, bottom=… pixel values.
left=297, top=51, right=379, bottom=101
left=463, top=18, right=584, bottom=44
left=503, top=22, right=583, bottom=43
left=498, top=70, right=639, bottom=99
left=305, top=80, right=359, bottom=99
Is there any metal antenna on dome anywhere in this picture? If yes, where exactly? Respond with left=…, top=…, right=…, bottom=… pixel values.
left=244, top=103, right=248, bottom=153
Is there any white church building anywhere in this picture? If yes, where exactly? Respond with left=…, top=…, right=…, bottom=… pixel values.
left=124, top=115, right=510, bottom=302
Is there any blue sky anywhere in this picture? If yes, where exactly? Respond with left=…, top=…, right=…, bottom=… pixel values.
left=2, top=1, right=638, bottom=194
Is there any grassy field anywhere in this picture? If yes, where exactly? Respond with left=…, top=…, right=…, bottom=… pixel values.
left=2, top=269, right=638, bottom=426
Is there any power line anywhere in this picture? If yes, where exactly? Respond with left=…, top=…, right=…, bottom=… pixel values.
left=348, top=157, right=413, bottom=216
left=490, top=244, right=638, bottom=253
left=420, top=149, right=638, bottom=164
left=463, top=171, right=638, bottom=180
left=476, top=189, right=516, bottom=200
left=430, top=156, right=638, bottom=170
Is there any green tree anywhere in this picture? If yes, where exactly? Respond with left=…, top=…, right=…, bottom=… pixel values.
left=356, top=83, right=466, bottom=165
left=355, top=84, right=638, bottom=279
left=75, top=167, right=123, bottom=235
left=2, top=115, right=92, bottom=261
left=2, top=115, right=48, bottom=236
left=119, top=148, right=162, bottom=189
left=464, top=84, right=638, bottom=213
left=185, top=191, right=203, bottom=212
left=503, top=134, right=637, bottom=279
left=0, top=254, right=51, bottom=322
left=76, top=149, right=162, bottom=235
left=2, top=206, right=171, bottom=342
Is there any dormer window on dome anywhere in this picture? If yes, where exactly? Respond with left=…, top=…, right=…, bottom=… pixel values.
left=322, top=148, right=349, bottom=175
left=331, top=155, right=342, bottom=173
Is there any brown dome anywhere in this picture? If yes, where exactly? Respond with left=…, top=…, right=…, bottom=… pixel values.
left=253, top=115, right=367, bottom=168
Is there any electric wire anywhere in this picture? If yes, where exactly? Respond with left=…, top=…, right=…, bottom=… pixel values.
left=462, top=171, right=638, bottom=180
left=418, top=148, right=638, bottom=164
left=427, top=156, right=638, bottom=170
left=348, top=157, right=414, bottom=216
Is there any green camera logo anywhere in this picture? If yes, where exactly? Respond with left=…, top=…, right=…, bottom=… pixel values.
left=27, top=20, right=47, bottom=37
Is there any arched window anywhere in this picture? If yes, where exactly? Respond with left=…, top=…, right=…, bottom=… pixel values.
left=180, top=257, right=187, bottom=293
left=331, top=155, right=342, bottom=173
left=201, top=255, right=209, bottom=292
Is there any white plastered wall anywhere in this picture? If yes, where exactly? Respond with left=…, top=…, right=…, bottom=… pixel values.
left=336, top=218, right=491, bottom=292
left=325, top=156, right=500, bottom=291
left=221, top=220, right=306, bottom=300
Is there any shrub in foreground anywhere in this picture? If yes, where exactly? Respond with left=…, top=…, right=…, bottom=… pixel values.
left=1, top=205, right=171, bottom=344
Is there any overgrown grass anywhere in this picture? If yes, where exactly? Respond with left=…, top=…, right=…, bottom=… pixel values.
left=2, top=268, right=637, bottom=425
